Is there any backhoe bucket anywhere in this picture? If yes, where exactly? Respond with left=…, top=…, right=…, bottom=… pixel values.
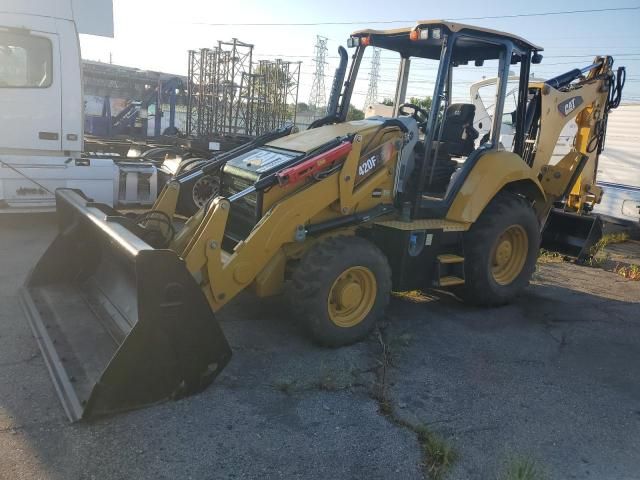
left=541, top=209, right=603, bottom=262
left=20, top=189, right=231, bottom=421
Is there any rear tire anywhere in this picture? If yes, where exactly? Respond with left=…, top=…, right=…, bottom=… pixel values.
left=460, top=191, right=539, bottom=306
left=287, top=236, right=392, bottom=347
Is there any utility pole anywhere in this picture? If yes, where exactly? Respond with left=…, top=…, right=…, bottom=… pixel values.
left=308, top=35, right=328, bottom=118
left=363, top=47, right=381, bottom=110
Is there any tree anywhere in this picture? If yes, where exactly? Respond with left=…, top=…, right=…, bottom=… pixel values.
left=381, top=98, right=394, bottom=106
left=296, top=102, right=310, bottom=112
left=408, top=96, right=432, bottom=111
left=346, top=104, right=365, bottom=121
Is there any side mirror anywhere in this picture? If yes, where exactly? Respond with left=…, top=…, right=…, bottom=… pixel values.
left=532, top=52, right=543, bottom=64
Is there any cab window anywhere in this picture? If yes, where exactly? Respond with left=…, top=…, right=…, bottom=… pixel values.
left=0, top=31, right=53, bottom=88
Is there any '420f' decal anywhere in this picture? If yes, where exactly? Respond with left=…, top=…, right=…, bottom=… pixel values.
left=355, top=140, right=397, bottom=185
left=358, top=156, right=378, bottom=177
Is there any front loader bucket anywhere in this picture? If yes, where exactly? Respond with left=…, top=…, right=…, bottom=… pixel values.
left=20, top=189, right=231, bottom=421
left=541, top=209, right=604, bottom=262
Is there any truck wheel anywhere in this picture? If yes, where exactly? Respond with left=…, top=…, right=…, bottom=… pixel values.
left=460, top=191, right=539, bottom=306
left=190, top=174, right=220, bottom=209
left=175, top=160, right=221, bottom=216
left=287, top=236, right=392, bottom=346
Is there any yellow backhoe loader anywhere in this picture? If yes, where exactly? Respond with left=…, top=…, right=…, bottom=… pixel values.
left=21, top=21, right=626, bottom=421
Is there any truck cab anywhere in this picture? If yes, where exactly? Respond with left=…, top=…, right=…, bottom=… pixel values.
left=0, top=0, right=157, bottom=211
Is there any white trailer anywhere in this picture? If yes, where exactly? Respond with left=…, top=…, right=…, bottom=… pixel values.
left=0, top=0, right=163, bottom=212
left=592, top=104, right=640, bottom=226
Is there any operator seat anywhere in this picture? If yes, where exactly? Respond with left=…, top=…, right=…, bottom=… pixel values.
left=438, top=103, right=479, bottom=157
left=420, top=104, right=480, bottom=196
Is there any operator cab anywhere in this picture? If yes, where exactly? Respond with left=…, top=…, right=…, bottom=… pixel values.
left=344, top=21, right=542, bottom=218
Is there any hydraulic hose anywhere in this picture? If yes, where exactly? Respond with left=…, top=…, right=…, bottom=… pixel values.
left=587, top=65, right=626, bottom=154
left=607, top=66, right=626, bottom=112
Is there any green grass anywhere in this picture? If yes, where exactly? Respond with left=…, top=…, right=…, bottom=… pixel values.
left=615, top=263, right=640, bottom=281
left=499, top=457, right=546, bottom=480
left=591, top=232, right=629, bottom=256
left=537, top=249, right=564, bottom=264
left=589, top=232, right=630, bottom=265
left=597, top=231, right=630, bottom=247
left=415, top=425, right=458, bottom=480
left=392, top=290, right=435, bottom=303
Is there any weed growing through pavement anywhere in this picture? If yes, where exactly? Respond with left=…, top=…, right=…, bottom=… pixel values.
left=615, top=263, right=640, bottom=280
left=589, top=232, right=630, bottom=267
left=499, top=456, right=546, bottom=480
left=537, top=249, right=564, bottom=264
left=373, top=329, right=457, bottom=480
left=415, top=425, right=458, bottom=480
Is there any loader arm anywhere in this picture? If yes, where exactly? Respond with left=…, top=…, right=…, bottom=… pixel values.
left=173, top=132, right=399, bottom=311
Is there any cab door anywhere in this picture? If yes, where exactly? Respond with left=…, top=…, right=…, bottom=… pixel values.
left=0, top=28, right=62, bottom=151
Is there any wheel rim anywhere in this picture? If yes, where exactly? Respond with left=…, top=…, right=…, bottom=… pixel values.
left=491, top=224, right=529, bottom=285
left=327, top=266, right=377, bottom=328
left=192, top=175, right=220, bottom=209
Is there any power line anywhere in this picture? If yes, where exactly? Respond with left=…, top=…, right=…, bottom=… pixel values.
left=253, top=52, right=640, bottom=61
left=191, top=6, right=640, bottom=26
left=449, top=6, right=640, bottom=21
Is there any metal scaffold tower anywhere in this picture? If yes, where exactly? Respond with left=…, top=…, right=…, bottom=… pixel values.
left=363, top=47, right=381, bottom=110
left=218, top=38, right=253, bottom=134
left=255, top=59, right=302, bottom=133
left=186, top=48, right=210, bottom=138
left=187, top=39, right=301, bottom=138
left=308, top=35, right=328, bottom=117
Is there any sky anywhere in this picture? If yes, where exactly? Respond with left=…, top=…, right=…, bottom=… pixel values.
left=79, top=0, right=640, bottom=108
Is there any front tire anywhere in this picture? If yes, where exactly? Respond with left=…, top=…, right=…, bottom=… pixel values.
left=287, top=236, right=392, bottom=346
left=460, top=191, right=540, bottom=306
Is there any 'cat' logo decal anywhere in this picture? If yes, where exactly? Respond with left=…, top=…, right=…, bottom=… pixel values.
left=558, top=96, right=583, bottom=117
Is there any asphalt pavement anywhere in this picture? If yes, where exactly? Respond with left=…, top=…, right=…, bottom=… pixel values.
left=1, top=214, right=639, bottom=479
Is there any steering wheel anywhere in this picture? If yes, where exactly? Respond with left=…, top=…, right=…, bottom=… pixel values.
left=399, top=103, right=429, bottom=127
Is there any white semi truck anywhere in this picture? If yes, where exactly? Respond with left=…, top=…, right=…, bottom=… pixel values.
left=0, top=0, right=186, bottom=212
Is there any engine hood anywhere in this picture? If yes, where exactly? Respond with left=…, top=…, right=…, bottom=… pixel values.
left=267, top=119, right=386, bottom=154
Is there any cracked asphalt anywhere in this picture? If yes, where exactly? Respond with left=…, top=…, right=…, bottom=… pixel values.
left=1, top=214, right=639, bottom=479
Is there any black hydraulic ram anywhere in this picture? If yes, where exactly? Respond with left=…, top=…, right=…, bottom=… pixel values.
left=228, top=135, right=354, bottom=203
left=176, top=123, right=296, bottom=186
left=545, top=61, right=604, bottom=89
left=20, top=189, right=231, bottom=421
left=305, top=204, right=396, bottom=236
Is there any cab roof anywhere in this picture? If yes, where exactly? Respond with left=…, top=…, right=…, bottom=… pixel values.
left=351, top=20, right=542, bottom=62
